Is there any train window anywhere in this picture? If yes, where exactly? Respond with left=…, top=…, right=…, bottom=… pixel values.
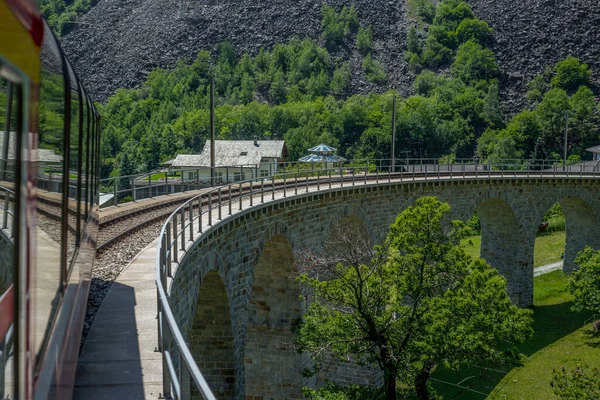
left=67, top=62, right=80, bottom=268
left=0, top=64, right=21, bottom=400
left=34, top=23, right=66, bottom=366
left=80, top=87, right=88, bottom=226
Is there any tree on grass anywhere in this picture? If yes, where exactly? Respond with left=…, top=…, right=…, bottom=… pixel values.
left=569, top=247, right=600, bottom=316
left=295, top=196, right=533, bottom=400
left=551, top=364, right=600, bottom=399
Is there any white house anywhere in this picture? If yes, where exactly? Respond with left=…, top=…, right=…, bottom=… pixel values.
left=586, top=145, right=600, bottom=161
left=171, top=140, right=287, bottom=184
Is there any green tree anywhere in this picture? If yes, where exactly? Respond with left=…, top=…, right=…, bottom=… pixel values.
left=356, top=25, right=373, bottom=55
left=455, top=18, right=492, bottom=46
left=330, top=63, right=351, bottom=97
left=362, top=55, right=386, bottom=83
left=569, top=247, right=600, bottom=315
left=451, top=40, right=499, bottom=83
left=295, top=197, right=533, bottom=400
left=551, top=57, right=592, bottom=94
left=551, top=364, right=600, bottom=400
left=407, top=27, right=421, bottom=54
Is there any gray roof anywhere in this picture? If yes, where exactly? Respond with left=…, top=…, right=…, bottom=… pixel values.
left=0, top=132, right=62, bottom=163
left=172, top=140, right=286, bottom=168
left=585, top=145, right=600, bottom=154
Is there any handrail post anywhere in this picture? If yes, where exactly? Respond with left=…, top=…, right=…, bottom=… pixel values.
left=283, top=173, right=287, bottom=198
left=352, top=165, right=355, bottom=186
left=180, top=208, right=186, bottom=250
left=329, top=169, right=332, bottom=189
left=165, top=226, right=171, bottom=278
left=228, top=185, right=232, bottom=215
left=295, top=173, right=298, bottom=195
left=261, top=179, right=264, bottom=203
left=189, top=202, right=194, bottom=242
left=161, top=326, right=172, bottom=399
left=198, top=198, right=203, bottom=233
left=239, top=183, right=243, bottom=210
left=317, top=170, right=320, bottom=191
left=340, top=166, right=344, bottom=188
left=250, top=181, right=254, bottom=207
left=271, top=176, right=275, bottom=200
left=179, top=349, right=191, bottom=399
left=306, top=171, right=309, bottom=193
left=165, top=170, right=169, bottom=194
left=114, top=178, right=118, bottom=205
left=208, top=193, right=213, bottom=226
left=172, top=217, right=178, bottom=263
left=218, top=188, right=222, bottom=220
left=132, top=177, right=136, bottom=202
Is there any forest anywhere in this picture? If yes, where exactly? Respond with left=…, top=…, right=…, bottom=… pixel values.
left=90, top=0, right=599, bottom=179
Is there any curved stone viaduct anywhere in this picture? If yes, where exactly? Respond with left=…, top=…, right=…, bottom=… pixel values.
left=166, top=176, right=600, bottom=399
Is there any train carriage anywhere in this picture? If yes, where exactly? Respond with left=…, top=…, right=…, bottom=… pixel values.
left=0, top=1, right=101, bottom=398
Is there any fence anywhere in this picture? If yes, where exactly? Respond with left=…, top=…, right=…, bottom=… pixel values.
left=101, top=158, right=600, bottom=208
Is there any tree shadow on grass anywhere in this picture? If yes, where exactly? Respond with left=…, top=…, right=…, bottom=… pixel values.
left=430, top=301, right=592, bottom=400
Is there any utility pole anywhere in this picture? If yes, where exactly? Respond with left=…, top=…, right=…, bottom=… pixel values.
left=391, top=95, right=397, bottom=172
left=563, top=111, right=569, bottom=171
left=210, top=73, right=215, bottom=187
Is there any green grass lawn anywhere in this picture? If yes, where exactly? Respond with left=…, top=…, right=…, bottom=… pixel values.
left=460, top=231, right=566, bottom=268
left=141, top=171, right=181, bottom=180
left=430, top=270, right=598, bottom=399
left=534, top=231, right=566, bottom=267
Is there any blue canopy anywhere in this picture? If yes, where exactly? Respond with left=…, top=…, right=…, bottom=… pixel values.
left=298, top=154, right=347, bottom=163
left=307, top=144, right=337, bottom=155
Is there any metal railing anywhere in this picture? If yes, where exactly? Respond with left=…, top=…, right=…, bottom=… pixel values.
left=101, top=158, right=600, bottom=208
left=155, top=158, right=600, bottom=399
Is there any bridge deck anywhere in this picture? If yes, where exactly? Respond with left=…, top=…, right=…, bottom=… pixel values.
left=73, top=239, right=162, bottom=400
left=77, top=172, right=587, bottom=398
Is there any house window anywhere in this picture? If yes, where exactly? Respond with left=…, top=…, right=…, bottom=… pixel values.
left=240, top=151, right=248, bottom=156
left=216, top=172, right=223, bottom=183
left=234, top=172, right=241, bottom=181
left=260, top=170, right=269, bottom=178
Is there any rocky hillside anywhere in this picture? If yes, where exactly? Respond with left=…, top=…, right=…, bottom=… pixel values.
left=469, top=0, right=600, bottom=111
left=61, top=0, right=412, bottom=102
left=62, top=0, right=600, bottom=108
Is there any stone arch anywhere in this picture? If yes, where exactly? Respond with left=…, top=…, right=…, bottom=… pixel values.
left=474, top=196, right=533, bottom=307
left=189, top=268, right=236, bottom=399
left=559, top=196, right=600, bottom=271
left=245, top=234, right=303, bottom=399
left=324, top=204, right=376, bottom=245
left=530, top=195, right=600, bottom=273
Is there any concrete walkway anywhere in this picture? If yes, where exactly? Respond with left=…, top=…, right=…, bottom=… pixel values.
left=73, top=239, right=161, bottom=400
left=534, top=261, right=564, bottom=277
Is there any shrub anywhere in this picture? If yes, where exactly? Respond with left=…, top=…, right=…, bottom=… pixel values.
left=330, top=63, right=351, bottom=96
left=407, top=52, right=422, bottom=73
left=321, top=4, right=360, bottom=46
left=321, top=5, right=345, bottom=46
left=362, top=55, right=386, bottom=83
left=407, top=27, right=421, bottom=54
left=356, top=25, right=373, bottom=55
left=451, top=40, right=499, bottom=83
left=551, top=57, right=592, bottom=93
left=413, top=70, right=439, bottom=95
left=434, top=0, right=475, bottom=31
left=421, top=36, right=453, bottom=67
left=455, top=18, right=492, bottom=46
left=407, top=0, right=435, bottom=23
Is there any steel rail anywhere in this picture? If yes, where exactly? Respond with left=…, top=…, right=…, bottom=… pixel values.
left=155, top=158, right=600, bottom=399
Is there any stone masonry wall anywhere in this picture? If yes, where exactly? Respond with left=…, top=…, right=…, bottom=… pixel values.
left=169, top=177, right=600, bottom=399
left=189, top=270, right=236, bottom=399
